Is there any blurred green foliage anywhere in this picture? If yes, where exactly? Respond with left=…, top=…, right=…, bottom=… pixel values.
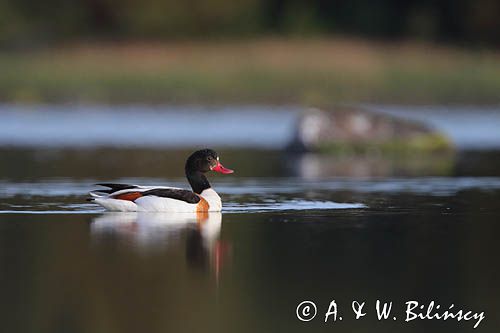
left=0, top=0, right=499, bottom=47
left=1, top=39, right=499, bottom=104
left=1, top=1, right=499, bottom=104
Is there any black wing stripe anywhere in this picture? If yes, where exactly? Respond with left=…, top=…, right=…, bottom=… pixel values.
left=141, top=189, right=200, bottom=204
left=95, top=183, right=138, bottom=194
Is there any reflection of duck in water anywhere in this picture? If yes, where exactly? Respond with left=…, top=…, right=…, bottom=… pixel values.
left=88, top=149, right=233, bottom=212
left=91, top=212, right=229, bottom=276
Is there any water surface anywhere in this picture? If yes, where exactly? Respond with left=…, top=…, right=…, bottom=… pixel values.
left=0, top=104, right=299, bottom=148
left=0, top=104, right=499, bottom=332
left=2, top=104, right=500, bottom=149
left=0, top=170, right=499, bottom=332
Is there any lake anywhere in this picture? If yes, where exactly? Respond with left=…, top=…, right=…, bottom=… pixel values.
left=0, top=105, right=499, bottom=332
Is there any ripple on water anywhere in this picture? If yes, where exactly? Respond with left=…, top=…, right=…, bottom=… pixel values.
left=2, top=177, right=500, bottom=214
left=224, top=200, right=365, bottom=213
left=0, top=179, right=366, bottom=214
left=0, top=199, right=365, bottom=214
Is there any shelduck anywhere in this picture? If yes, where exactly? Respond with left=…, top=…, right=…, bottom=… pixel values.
left=88, top=149, right=233, bottom=212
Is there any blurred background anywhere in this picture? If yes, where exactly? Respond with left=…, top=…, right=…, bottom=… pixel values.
left=2, top=0, right=500, bottom=45
left=1, top=1, right=500, bottom=333
left=0, top=0, right=499, bottom=105
left=1, top=0, right=500, bottom=174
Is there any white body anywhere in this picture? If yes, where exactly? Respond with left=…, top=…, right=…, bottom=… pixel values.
left=91, top=186, right=222, bottom=212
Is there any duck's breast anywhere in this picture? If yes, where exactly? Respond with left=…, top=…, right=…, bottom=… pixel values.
left=200, top=188, right=222, bottom=212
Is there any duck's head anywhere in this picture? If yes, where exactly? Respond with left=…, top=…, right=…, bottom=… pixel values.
left=185, top=149, right=234, bottom=175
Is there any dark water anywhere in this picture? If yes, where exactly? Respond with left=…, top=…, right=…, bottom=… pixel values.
left=0, top=148, right=499, bottom=332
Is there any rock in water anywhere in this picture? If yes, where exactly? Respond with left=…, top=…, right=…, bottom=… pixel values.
left=287, top=107, right=452, bottom=154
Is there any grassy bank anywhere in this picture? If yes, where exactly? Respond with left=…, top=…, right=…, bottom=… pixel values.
left=1, top=38, right=500, bottom=104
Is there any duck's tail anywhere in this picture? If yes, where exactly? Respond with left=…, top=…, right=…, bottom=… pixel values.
left=86, top=190, right=109, bottom=202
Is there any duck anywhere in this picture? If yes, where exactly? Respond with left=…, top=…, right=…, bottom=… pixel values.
left=88, top=149, right=233, bottom=212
